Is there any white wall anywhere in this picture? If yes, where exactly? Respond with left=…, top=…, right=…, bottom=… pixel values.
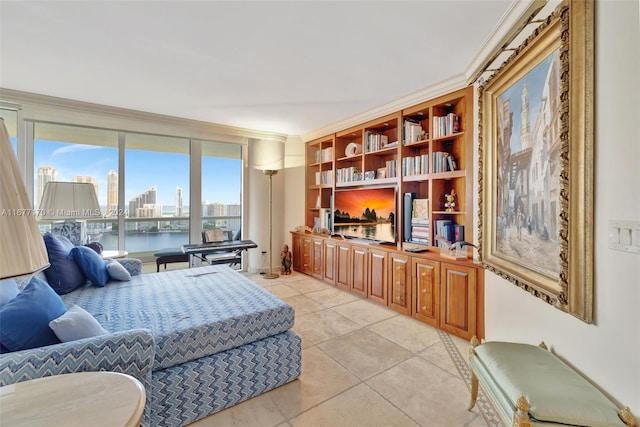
left=485, top=0, right=639, bottom=417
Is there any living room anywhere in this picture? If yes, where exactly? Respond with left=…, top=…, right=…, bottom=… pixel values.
left=0, top=1, right=638, bottom=426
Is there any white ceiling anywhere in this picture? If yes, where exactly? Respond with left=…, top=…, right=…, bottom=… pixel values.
left=0, top=1, right=514, bottom=136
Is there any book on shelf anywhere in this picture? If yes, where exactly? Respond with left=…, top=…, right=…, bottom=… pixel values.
left=434, top=219, right=454, bottom=247
left=432, top=113, right=460, bottom=139
left=454, top=224, right=464, bottom=242
left=364, top=131, right=389, bottom=153
left=403, top=119, right=424, bottom=144
left=412, top=198, right=429, bottom=220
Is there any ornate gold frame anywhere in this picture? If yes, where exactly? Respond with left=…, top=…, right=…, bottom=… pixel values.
left=479, top=0, right=594, bottom=323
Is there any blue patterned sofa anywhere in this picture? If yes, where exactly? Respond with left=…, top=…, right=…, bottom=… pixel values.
left=0, top=265, right=302, bottom=426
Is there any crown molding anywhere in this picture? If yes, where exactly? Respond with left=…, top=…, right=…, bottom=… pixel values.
left=465, top=0, right=548, bottom=85
left=301, top=74, right=467, bottom=142
left=0, top=88, right=288, bottom=144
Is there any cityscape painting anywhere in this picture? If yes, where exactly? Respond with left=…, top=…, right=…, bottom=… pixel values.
left=479, top=1, right=594, bottom=323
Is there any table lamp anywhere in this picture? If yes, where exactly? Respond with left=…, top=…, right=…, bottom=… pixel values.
left=0, top=118, right=50, bottom=279
left=38, top=181, right=101, bottom=245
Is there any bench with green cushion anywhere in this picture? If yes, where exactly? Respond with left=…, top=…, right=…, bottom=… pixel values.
left=154, top=248, right=189, bottom=272
left=468, top=338, right=636, bottom=427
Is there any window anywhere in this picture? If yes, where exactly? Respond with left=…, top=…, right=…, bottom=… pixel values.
left=124, top=133, right=190, bottom=254
left=201, top=141, right=242, bottom=238
left=33, top=123, right=118, bottom=248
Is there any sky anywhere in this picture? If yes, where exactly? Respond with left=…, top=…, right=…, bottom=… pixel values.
left=499, top=51, right=555, bottom=152
left=33, top=140, right=241, bottom=207
left=333, top=188, right=395, bottom=219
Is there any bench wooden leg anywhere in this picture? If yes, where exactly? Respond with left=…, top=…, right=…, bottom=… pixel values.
left=468, top=370, right=479, bottom=410
left=468, top=335, right=481, bottom=410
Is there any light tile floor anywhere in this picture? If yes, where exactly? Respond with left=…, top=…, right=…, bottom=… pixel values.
left=145, top=264, right=492, bottom=427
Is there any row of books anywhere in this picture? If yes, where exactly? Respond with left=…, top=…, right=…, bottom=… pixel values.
left=336, top=166, right=361, bottom=183
left=314, top=170, right=334, bottom=185
left=363, top=131, right=392, bottom=153
left=384, top=159, right=397, bottom=178
left=434, top=219, right=464, bottom=247
left=401, top=154, right=429, bottom=176
left=433, top=151, right=457, bottom=173
left=432, top=113, right=460, bottom=139
left=314, top=147, right=333, bottom=163
left=410, top=198, right=430, bottom=245
left=402, top=119, right=426, bottom=145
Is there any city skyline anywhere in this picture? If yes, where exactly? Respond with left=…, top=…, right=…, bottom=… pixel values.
left=33, top=139, right=241, bottom=206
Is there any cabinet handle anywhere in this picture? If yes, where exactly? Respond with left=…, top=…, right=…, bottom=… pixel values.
left=422, top=305, right=427, bottom=310
left=422, top=289, right=426, bottom=293
left=421, top=272, right=426, bottom=276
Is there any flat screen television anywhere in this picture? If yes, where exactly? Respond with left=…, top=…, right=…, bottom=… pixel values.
left=332, top=187, right=397, bottom=244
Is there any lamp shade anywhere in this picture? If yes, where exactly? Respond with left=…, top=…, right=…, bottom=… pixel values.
left=38, top=182, right=101, bottom=220
left=0, top=119, right=50, bottom=279
left=253, top=138, right=284, bottom=171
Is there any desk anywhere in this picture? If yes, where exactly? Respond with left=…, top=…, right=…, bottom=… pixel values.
left=181, top=240, right=257, bottom=266
left=0, top=372, right=145, bottom=427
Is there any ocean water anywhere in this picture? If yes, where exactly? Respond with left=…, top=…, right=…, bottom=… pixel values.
left=99, top=232, right=190, bottom=253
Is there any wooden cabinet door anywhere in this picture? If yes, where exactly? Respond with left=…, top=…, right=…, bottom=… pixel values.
left=367, top=249, right=388, bottom=306
left=311, top=238, right=323, bottom=279
left=350, top=245, right=368, bottom=297
left=439, top=262, right=476, bottom=340
left=323, top=240, right=336, bottom=285
left=292, top=234, right=301, bottom=272
left=389, top=253, right=410, bottom=314
left=335, top=241, right=351, bottom=291
left=301, top=237, right=312, bottom=275
left=412, top=258, right=439, bottom=328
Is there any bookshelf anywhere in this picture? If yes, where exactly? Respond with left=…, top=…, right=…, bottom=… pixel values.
left=297, top=85, right=482, bottom=340
left=304, top=85, right=474, bottom=251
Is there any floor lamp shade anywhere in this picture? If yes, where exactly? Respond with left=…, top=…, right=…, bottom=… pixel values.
left=0, top=119, right=50, bottom=279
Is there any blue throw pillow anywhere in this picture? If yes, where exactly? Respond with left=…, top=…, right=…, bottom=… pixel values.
left=0, top=276, right=67, bottom=351
left=0, top=279, right=20, bottom=306
left=70, top=246, right=109, bottom=287
left=43, top=232, right=87, bottom=294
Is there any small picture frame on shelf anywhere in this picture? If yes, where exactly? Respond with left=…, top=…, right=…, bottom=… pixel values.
left=377, top=168, right=386, bottom=179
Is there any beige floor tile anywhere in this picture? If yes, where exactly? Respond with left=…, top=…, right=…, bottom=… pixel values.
left=286, top=277, right=333, bottom=294
left=187, top=392, right=285, bottom=427
left=318, top=329, right=413, bottom=380
left=367, top=315, right=441, bottom=354
left=282, top=294, right=326, bottom=316
left=367, top=357, right=487, bottom=427
left=268, top=346, right=360, bottom=419
left=417, top=340, right=460, bottom=378
left=330, top=299, right=398, bottom=327
left=290, top=383, right=419, bottom=427
left=304, top=287, right=361, bottom=308
left=267, top=284, right=302, bottom=298
left=293, top=309, right=362, bottom=345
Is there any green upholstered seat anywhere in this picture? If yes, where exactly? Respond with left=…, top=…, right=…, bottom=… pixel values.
left=470, top=342, right=626, bottom=427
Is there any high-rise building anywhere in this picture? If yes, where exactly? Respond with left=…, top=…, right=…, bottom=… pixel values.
left=175, top=186, right=183, bottom=217
left=37, top=166, right=57, bottom=208
left=72, top=176, right=98, bottom=201
left=107, top=170, right=118, bottom=216
left=128, top=185, right=158, bottom=218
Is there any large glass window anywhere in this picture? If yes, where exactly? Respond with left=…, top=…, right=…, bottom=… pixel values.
left=201, top=141, right=242, bottom=238
left=124, top=133, right=190, bottom=255
left=33, top=123, right=118, bottom=247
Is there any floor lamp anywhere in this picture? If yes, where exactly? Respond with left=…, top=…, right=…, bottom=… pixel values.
left=263, top=169, right=279, bottom=279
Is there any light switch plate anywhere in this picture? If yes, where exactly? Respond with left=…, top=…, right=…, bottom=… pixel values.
left=609, top=220, right=640, bottom=254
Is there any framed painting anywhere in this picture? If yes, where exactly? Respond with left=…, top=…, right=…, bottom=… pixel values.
left=479, top=0, right=594, bottom=322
